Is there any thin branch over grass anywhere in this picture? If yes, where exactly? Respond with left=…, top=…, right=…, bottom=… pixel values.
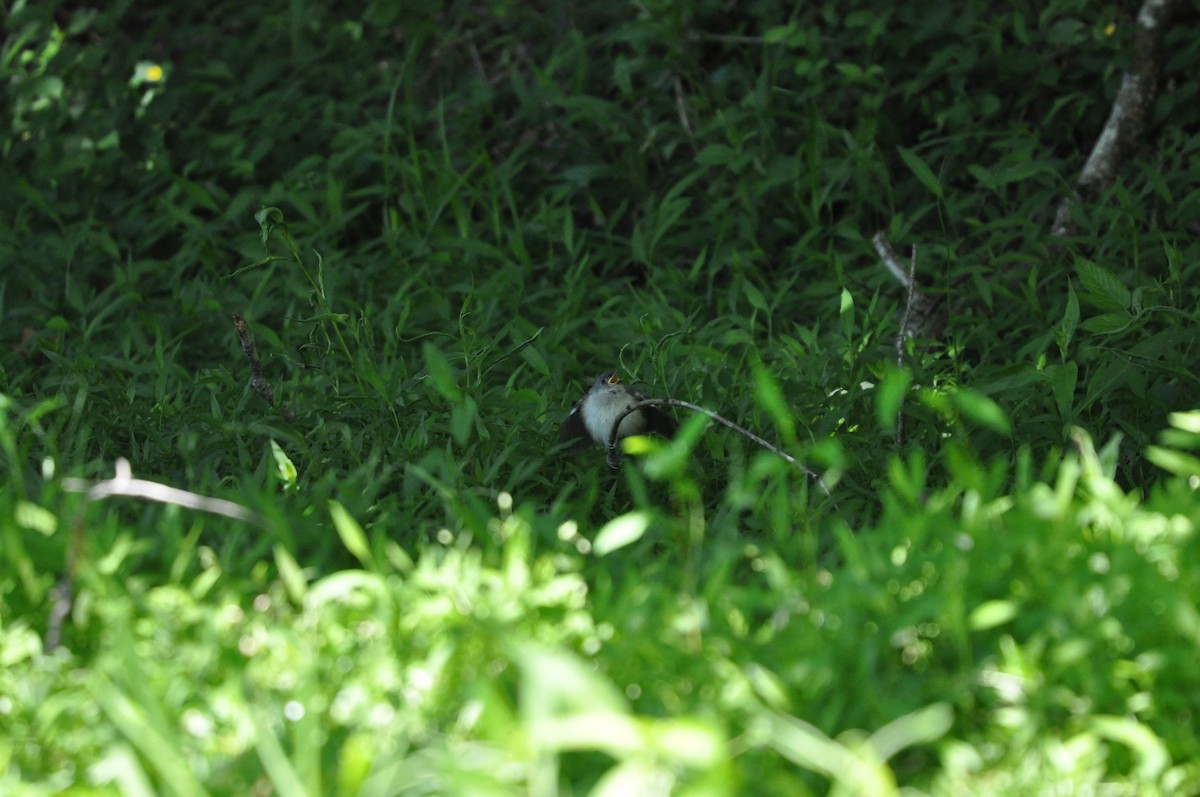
left=46, top=459, right=270, bottom=651
left=874, top=231, right=936, bottom=341
left=873, top=230, right=911, bottom=290
left=604, top=398, right=832, bottom=496
left=62, top=458, right=269, bottom=525
left=875, top=233, right=921, bottom=446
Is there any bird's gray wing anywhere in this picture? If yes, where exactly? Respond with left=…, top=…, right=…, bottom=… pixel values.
left=630, top=387, right=678, bottom=439
left=558, top=399, right=592, bottom=449
left=641, top=405, right=678, bottom=438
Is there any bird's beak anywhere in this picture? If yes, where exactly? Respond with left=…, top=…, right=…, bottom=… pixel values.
left=607, top=373, right=621, bottom=385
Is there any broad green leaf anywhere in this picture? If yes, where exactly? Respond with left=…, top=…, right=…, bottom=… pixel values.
left=1165, top=241, right=1183, bottom=282
left=255, top=206, right=285, bottom=244
left=1091, top=716, right=1169, bottom=780
left=591, top=760, right=661, bottom=797
left=744, top=279, right=769, bottom=313
left=649, top=718, right=724, bottom=767
left=1084, top=358, right=1131, bottom=404
left=422, top=342, right=462, bottom=401
left=92, top=744, right=156, bottom=797
left=329, top=500, right=375, bottom=569
left=92, top=678, right=211, bottom=797
left=969, top=599, right=1018, bottom=630
left=869, top=703, right=953, bottom=761
left=593, top=512, right=651, bottom=555
left=967, top=164, right=994, bottom=187
left=950, top=389, right=1011, bottom=434
left=251, top=710, right=308, bottom=797
left=887, top=450, right=927, bottom=505
left=763, top=23, right=797, bottom=44
left=642, top=412, right=707, bottom=480
left=840, top=288, right=854, bottom=315
left=1079, top=312, right=1132, bottom=334
left=766, top=712, right=844, bottom=775
left=1056, top=282, right=1079, bottom=354
left=745, top=663, right=790, bottom=709
left=1145, top=446, right=1200, bottom=478
left=765, top=710, right=900, bottom=796
left=1047, top=362, right=1077, bottom=423
left=1127, top=327, right=1198, bottom=359
left=754, top=363, right=795, bottom=440
left=944, top=442, right=985, bottom=491
left=1158, top=428, right=1200, bottom=451
left=1075, top=256, right=1131, bottom=312
left=450, top=395, right=476, bottom=446
left=695, top=144, right=736, bottom=166
left=174, top=175, right=221, bottom=213
left=630, top=221, right=648, bottom=264
left=876, top=368, right=912, bottom=433
left=840, top=288, right=855, bottom=339
left=270, top=438, right=297, bottom=488
left=273, top=544, right=307, bottom=603
left=334, top=732, right=377, bottom=797
left=306, top=571, right=388, bottom=608
left=972, top=364, right=1046, bottom=395
left=532, top=713, right=643, bottom=757
left=1169, top=411, right=1200, bottom=434
left=988, top=161, right=1053, bottom=185
left=518, top=647, right=632, bottom=753
left=16, top=501, right=56, bottom=535
left=621, top=435, right=654, bottom=456
left=897, top=146, right=943, bottom=199
left=833, top=523, right=869, bottom=581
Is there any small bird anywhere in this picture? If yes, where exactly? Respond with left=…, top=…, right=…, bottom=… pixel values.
left=559, top=370, right=678, bottom=450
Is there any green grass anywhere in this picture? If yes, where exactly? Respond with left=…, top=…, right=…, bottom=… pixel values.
left=3, top=0, right=1200, bottom=794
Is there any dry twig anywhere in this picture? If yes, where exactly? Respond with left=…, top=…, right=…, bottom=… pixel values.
left=895, top=245, right=919, bottom=446
left=232, top=312, right=297, bottom=422
left=1052, top=0, right=1183, bottom=237
left=603, top=398, right=832, bottom=496
left=46, top=458, right=270, bottom=651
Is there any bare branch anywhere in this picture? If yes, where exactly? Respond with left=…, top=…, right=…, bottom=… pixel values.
left=62, top=458, right=270, bottom=526
left=1052, top=0, right=1182, bottom=237
left=47, top=459, right=271, bottom=652
left=896, top=243, right=920, bottom=349
left=873, top=231, right=912, bottom=289
left=673, top=76, right=695, bottom=147
left=233, top=312, right=297, bottom=423
left=603, top=398, right=832, bottom=496
left=893, top=244, right=919, bottom=446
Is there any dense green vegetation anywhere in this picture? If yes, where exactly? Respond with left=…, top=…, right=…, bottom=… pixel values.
left=3, top=1, right=1199, bottom=793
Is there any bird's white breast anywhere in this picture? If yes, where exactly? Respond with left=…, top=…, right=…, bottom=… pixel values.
left=582, top=387, right=646, bottom=443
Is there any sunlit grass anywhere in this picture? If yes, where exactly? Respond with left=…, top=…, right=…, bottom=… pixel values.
left=2, top=1, right=1199, bottom=793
